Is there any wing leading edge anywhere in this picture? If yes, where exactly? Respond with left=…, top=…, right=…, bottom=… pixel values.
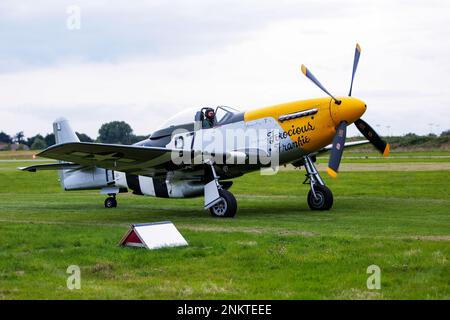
left=37, top=142, right=174, bottom=176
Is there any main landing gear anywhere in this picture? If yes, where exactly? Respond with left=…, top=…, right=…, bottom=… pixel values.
left=209, top=189, right=237, bottom=218
left=303, top=156, right=333, bottom=210
left=104, top=194, right=117, bottom=208
left=204, top=160, right=237, bottom=218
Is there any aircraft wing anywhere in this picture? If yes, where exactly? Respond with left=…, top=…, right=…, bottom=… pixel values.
left=36, top=142, right=253, bottom=176
left=37, top=142, right=176, bottom=176
left=315, top=140, right=370, bottom=155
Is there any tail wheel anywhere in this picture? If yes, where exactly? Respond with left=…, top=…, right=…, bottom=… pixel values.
left=104, top=197, right=117, bottom=208
left=307, top=185, right=333, bottom=211
left=209, top=189, right=237, bottom=218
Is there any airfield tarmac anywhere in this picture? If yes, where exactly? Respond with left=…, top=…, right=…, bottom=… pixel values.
left=0, top=150, right=449, bottom=299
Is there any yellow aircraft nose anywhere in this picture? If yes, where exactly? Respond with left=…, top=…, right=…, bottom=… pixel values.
left=330, top=97, right=366, bottom=125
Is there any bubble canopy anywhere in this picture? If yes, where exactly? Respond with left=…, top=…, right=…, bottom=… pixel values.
left=157, top=106, right=241, bottom=130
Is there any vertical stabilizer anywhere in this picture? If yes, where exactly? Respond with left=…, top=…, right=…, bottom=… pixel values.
left=53, top=118, right=79, bottom=144
left=52, top=118, right=80, bottom=189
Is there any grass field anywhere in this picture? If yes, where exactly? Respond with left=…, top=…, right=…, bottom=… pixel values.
left=0, top=152, right=449, bottom=299
left=2, top=149, right=450, bottom=162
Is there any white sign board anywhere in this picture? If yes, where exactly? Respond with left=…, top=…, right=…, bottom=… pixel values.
left=119, top=221, right=188, bottom=250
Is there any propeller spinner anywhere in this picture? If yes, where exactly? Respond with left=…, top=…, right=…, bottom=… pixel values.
left=301, top=43, right=390, bottom=177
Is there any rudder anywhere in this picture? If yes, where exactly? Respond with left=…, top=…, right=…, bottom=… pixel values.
left=52, top=118, right=80, bottom=189
left=53, top=117, right=79, bottom=144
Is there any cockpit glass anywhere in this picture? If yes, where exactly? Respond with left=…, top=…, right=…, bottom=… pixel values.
left=157, top=106, right=240, bottom=130
left=215, top=107, right=228, bottom=123
left=219, top=106, right=240, bottom=113
left=157, top=108, right=197, bottom=130
left=215, top=106, right=240, bottom=124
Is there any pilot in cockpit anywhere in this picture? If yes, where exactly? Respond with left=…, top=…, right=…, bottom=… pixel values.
left=202, top=108, right=215, bottom=129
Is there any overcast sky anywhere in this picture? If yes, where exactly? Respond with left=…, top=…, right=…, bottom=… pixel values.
left=0, top=0, right=449, bottom=138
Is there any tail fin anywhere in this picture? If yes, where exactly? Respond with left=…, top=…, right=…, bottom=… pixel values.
left=53, top=118, right=79, bottom=144
left=52, top=118, right=79, bottom=189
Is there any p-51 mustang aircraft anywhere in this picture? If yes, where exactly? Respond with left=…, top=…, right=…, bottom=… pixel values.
left=21, top=44, right=389, bottom=217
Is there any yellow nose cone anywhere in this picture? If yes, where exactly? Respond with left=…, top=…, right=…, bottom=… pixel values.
left=330, top=97, right=366, bottom=125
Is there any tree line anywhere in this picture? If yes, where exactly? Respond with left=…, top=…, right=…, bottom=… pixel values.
left=1, top=121, right=449, bottom=151
left=0, top=121, right=149, bottom=150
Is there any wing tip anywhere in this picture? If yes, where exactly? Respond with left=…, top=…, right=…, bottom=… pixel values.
left=17, top=167, right=36, bottom=172
left=327, top=167, right=338, bottom=178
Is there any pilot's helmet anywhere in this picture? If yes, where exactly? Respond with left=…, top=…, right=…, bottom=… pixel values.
left=204, top=108, right=215, bottom=120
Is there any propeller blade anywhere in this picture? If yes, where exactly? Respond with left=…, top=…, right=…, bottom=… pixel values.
left=354, top=118, right=390, bottom=156
left=301, top=64, right=341, bottom=104
left=348, top=43, right=361, bottom=96
left=327, top=121, right=347, bottom=178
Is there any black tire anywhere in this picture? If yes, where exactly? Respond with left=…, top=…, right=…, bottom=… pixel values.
left=104, top=197, right=117, bottom=208
left=307, top=185, right=333, bottom=210
left=209, top=189, right=237, bottom=218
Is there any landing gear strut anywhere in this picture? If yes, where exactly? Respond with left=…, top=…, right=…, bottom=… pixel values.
left=204, top=160, right=238, bottom=218
left=303, top=156, right=333, bottom=210
left=104, top=194, right=117, bottom=208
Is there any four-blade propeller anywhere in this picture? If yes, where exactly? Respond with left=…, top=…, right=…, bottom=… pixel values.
left=301, top=43, right=390, bottom=177
left=327, top=121, right=347, bottom=178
